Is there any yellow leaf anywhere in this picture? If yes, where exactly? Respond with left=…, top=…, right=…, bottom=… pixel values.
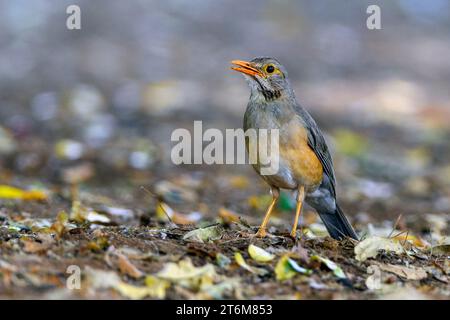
left=0, top=185, right=47, bottom=201
left=393, top=234, right=428, bottom=248
left=275, top=255, right=311, bottom=281
left=50, top=211, right=69, bottom=238
left=218, top=207, right=240, bottom=224
left=115, top=281, right=168, bottom=300
left=234, top=252, right=268, bottom=276
left=248, top=244, right=275, bottom=262
left=156, top=201, right=198, bottom=225
left=155, top=258, right=216, bottom=290
left=144, top=276, right=170, bottom=299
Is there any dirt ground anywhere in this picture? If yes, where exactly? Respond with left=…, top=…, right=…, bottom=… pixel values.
left=0, top=164, right=448, bottom=299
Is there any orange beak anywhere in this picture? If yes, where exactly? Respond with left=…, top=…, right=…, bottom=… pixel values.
left=230, top=60, right=263, bottom=77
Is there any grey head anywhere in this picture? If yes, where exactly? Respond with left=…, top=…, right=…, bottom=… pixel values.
left=231, top=57, right=294, bottom=102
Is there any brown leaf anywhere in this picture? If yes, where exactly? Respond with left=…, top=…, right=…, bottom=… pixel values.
left=375, top=262, right=428, bottom=281
left=21, top=239, right=50, bottom=254
left=117, top=253, right=144, bottom=279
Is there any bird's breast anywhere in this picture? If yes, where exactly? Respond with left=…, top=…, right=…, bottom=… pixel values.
left=279, top=122, right=323, bottom=190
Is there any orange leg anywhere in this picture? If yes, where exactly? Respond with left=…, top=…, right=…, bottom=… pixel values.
left=255, top=187, right=280, bottom=237
left=291, top=186, right=305, bottom=237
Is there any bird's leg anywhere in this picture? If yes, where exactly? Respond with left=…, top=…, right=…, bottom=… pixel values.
left=255, top=187, right=280, bottom=237
left=291, top=186, right=305, bottom=237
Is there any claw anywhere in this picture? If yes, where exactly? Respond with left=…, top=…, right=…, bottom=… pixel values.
left=255, top=228, right=267, bottom=238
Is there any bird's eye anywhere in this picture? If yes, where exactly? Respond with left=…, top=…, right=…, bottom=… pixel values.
left=265, top=65, right=275, bottom=73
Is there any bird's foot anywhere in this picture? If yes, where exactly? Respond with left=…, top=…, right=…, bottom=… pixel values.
left=255, top=228, right=267, bottom=238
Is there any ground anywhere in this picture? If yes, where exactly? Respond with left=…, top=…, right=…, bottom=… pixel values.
left=0, top=168, right=448, bottom=299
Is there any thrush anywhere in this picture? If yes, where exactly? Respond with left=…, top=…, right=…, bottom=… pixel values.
left=231, top=57, right=358, bottom=240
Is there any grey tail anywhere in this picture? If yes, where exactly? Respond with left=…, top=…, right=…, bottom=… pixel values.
left=318, top=204, right=358, bottom=240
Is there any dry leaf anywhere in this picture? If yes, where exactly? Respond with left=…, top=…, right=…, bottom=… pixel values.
left=84, top=267, right=168, bottom=299
left=70, top=200, right=110, bottom=224
left=218, top=207, right=240, bottom=224
left=355, top=236, right=404, bottom=262
left=0, top=185, right=47, bottom=201
left=234, top=252, right=268, bottom=276
left=183, top=225, right=222, bottom=243
left=155, top=201, right=200, bottom=225
left=366, top=265, right=382, bottom=290
left=21, top=239, right=51, bottom=253
left=115, top=278, right=168, bottom=300
left=393, top=234, right=428, bottom=248
left=376, top=262, right=427, bottom=281
left=50, top=211, right=69, bottom=238
left=117, top=253, right=144, bottom=279
left=155, top=258, right=216, bottom=290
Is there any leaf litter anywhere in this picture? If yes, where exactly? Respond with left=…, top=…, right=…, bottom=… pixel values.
left=0, top=179, right=448, bottom=300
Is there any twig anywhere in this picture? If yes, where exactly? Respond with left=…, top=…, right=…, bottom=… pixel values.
left=140, top=185, right=177, bottom=227
left=388, top=214, right=403, bottom=238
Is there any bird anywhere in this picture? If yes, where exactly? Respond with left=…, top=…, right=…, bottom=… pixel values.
left=231, top=57, right=358, bottom=240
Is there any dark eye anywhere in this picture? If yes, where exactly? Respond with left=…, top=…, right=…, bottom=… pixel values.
left=266, top=65, right=275, bottom=73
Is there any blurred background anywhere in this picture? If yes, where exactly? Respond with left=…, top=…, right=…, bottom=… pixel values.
left=0, top=0, right=449, bottom=234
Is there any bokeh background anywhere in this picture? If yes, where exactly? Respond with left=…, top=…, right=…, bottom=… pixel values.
left=1, top=0, right=449, bottom=235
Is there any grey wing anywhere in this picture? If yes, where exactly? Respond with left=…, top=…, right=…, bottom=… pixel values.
left=295, top=105, right=337, bottom=197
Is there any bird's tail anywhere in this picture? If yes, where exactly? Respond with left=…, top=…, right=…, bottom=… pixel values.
left=317, top=204, right=358, bottom=240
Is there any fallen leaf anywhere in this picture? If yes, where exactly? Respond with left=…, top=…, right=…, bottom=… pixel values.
left=306, top=223, right=329, bottom=237
left=248, top=244, right=275, bottom=262
left=183, top=225, right=223, bottom=243
left=431, top=244, right=450, bottom=256
left=234, top=252, right=268, bottom=276
left=155, top=201, right=200, bottom=225
left=218, top=207, right=240, bottom=224
left=275, top=255, right=312, bottom=281
left=50, top=211, right=70, bottom=238
left=393, top=233, right=428, bottom=248
left=0, top=185, right=47, bottom=201
left=355, top=236, right=404, bottom=262
left=430, top=236, right=450, bottom=256
left=198, top=279, right=240, bottom=299
left=155, top=258, right=216, bottom=290
left=84, top=267, right=168, bottom=299
left=115, top=282, right=155, bottom=300
left=21, top=238, right=51, bottom=253
left=366, top=265, right=382, bottom=290
left=311, top=255, right=346, bottom=279
left=117, top=253, right=144, bottom=279
left=70, top=200, right=111, bottom=224
left=144, top=275, right=170, bottom=298
left=376, top=263, right=427, bottom=281
left=84, top=267, right=121, bottom=290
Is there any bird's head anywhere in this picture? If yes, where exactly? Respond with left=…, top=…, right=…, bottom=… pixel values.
left=231, top=57, right=292, bottom=101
